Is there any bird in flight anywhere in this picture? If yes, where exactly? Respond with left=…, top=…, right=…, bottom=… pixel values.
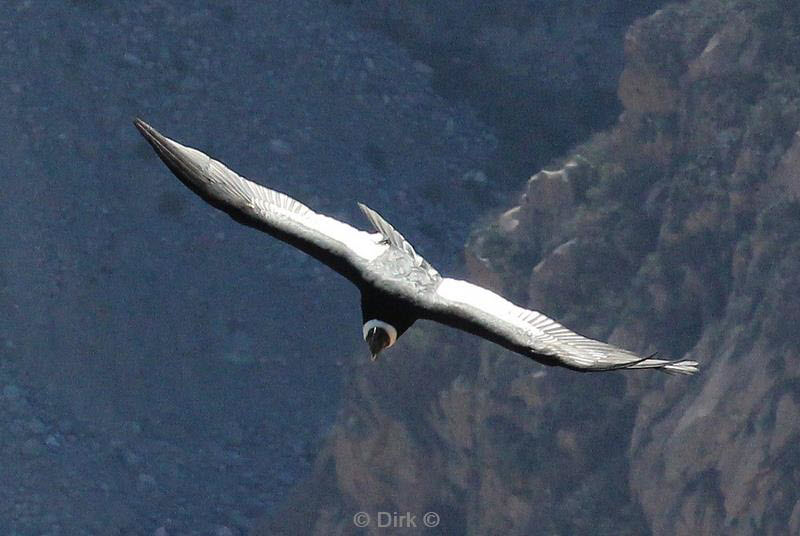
left=134, top=119, right=698, bottom=375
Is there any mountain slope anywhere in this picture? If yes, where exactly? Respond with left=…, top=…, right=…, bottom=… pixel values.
left=262, top=1, right=800, bottom=534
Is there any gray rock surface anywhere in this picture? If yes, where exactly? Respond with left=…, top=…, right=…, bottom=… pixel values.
left=261, top=1, right=800, bottom=535
left=0, top=1, right=494, bottom=533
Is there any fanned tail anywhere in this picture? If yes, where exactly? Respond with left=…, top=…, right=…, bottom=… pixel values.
left=619, top=353, right=699, bottom=375
left=660, top=360, right=700, bottom=375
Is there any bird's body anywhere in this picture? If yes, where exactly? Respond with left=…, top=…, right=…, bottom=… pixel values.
left=134, top=119, right=698, bottom=375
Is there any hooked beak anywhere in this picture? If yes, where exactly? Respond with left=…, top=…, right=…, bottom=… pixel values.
left=366, top=327, right=390, bottom=361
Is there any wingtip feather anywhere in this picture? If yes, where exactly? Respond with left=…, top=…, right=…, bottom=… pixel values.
left=661, top=360, right=700, bottom=375
left=356, top=202, right=374, bottom=221
left=133, top=117, right=157, bottom=140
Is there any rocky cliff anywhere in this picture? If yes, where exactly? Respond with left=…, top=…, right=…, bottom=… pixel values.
left=340, top=0, right=664, bottom=179
left=263, top=1, right=800, bottom=534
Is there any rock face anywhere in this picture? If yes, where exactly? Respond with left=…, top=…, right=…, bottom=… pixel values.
left=263, top=1, right=800, bottom=534
left=338, top=0, right=666, bottom=175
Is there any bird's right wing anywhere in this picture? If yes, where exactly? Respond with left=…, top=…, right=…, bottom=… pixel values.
left=134, top=119, right=387, bottom=284
left=423, top=278, right=698, bottom=374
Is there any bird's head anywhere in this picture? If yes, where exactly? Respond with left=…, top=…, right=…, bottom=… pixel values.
left=362, top=319, right=398, bottom=361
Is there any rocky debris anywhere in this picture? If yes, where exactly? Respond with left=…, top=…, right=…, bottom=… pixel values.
left=1, top=346, right=309, bottom=534
left=686, top=13, right=763, bottom=82
left=617, top=7, right=684, bottom=115
left=528, top=238, right=580, bottom=314
left=773, top=130, right=800, bottom=200
left=498, top=158, right=592, bottom=241
left=268, top=139, right=293, bottom=157
left=515, top=161, right=580, bottom=240
left=2, top=384, right=23, bottom=400
left=459, top=168, right=489, bottom=186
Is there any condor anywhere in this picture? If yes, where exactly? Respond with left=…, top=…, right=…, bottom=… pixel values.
left=134, top=119, right=697, bottom=375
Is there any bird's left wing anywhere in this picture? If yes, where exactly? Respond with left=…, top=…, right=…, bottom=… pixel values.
left=134, top=119, right=387, bottom=284
left=422, top=278, right=698, bottom=374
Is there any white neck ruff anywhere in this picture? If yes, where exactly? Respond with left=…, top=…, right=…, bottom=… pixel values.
left=362, top=319, right=398, bottom=348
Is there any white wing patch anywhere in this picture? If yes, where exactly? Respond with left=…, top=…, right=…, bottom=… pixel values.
left=436, top=278, right=556, bottom=338
left=436, top=278, right=624, bottom=365
left=303, top=213, right=389, bottom=261
left=186, top=143, right=389, bottom=262
left=435, top=278, right=699, bottom=374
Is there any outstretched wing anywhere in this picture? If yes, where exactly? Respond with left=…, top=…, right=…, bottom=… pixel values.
left=423, top=278, right=698, bottom=374
left=134, top=119, right=387, bottom=284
